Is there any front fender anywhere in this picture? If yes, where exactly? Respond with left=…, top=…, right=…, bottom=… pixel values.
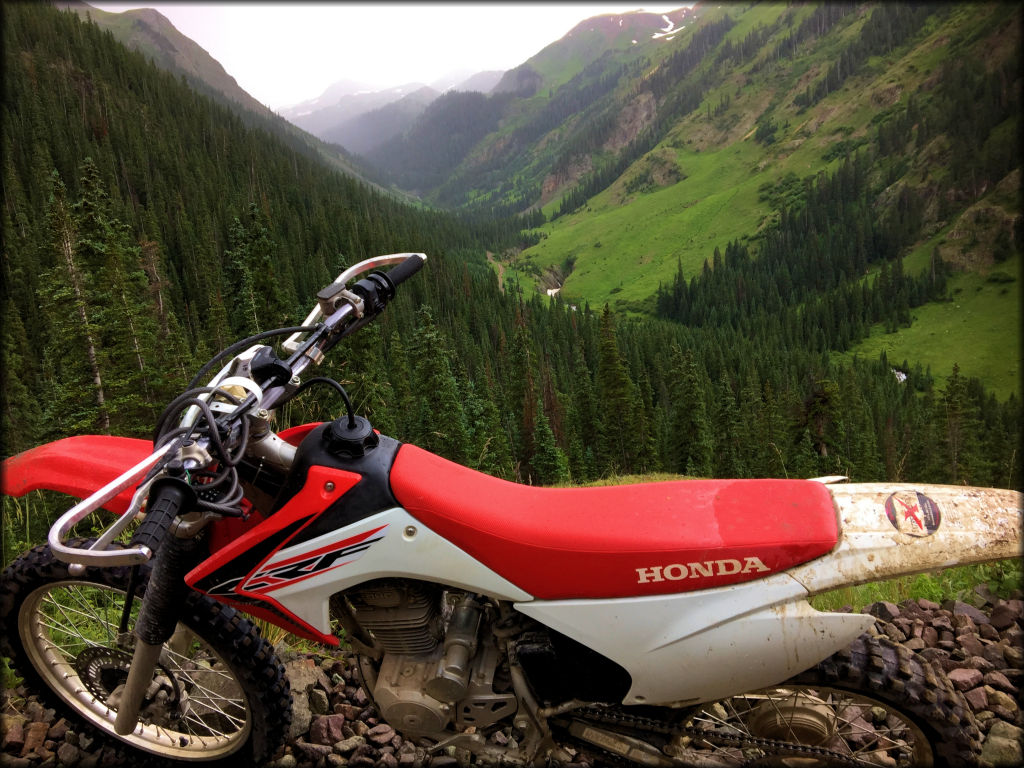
left=1, top=436, right=152, bottom=514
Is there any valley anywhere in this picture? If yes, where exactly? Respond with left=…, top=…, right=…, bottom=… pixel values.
left=2, top=1, right=1019, bottom=492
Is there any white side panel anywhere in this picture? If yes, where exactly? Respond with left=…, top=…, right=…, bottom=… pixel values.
left=791, top=483, right=1022, bottom=595
left=516, top=573, right=873, bottom=706
left=256, top=508, right=533, bottom=634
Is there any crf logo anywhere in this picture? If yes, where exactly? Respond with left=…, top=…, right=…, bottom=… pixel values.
left=243, top=525, right=387, bottom=594
left=636, top=557, right=770, bottom=584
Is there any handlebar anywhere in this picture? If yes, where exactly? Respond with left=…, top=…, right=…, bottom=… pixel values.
left=385, top=252, right=427, bottom=287
left=48, top=252, right=428, bottom=569
left=129, top=476, right=195, bottom=555
left=282, top=252, right=426, bottom=355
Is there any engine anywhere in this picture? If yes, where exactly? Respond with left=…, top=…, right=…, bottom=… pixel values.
left=345, top=579, right=444, bottom=655
left=340, top=580, right=516, bottom=738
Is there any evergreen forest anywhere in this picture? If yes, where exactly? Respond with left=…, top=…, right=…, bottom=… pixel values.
left=1, top=2, right=1020, bottom=499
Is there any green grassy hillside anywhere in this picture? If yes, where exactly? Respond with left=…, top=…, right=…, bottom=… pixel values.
left=495, top=2, right=1020, bottom=398
left=839, top=254, right=1020, bottom=400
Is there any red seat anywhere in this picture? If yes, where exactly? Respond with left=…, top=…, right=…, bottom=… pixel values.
left=390, top=445, right=839, bottom=599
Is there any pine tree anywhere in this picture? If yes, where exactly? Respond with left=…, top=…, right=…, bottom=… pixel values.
left=595, top=305, right=635, bottom=474
left=463, top=376, right=513, bottom=479
left=712, top=374, right=744, bottom=477
left=73, top=158, right=163, bottom=434
left=385, top=330, right=415, bottom=440
left=509, top=315, right=538, bottom=481
left=223, top=202, right=291, bottom=336
left=1, top=303, right=41, bottom=456
left=666, top=345, right=713, bottom=477
left=939, top=363, right=983, bottom=484
left=408, top=306, right=470, bottom=463
left=37, top=167, right=110, bottom=435
left=531, top=400, right=570, bottom=485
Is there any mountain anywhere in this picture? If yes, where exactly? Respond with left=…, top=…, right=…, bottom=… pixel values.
left=322, top=86, right=440, bottom=157
left=53, top=1, right=371, bottom=183
left=284, top=78, right=377, bottom=112
left=354, top=2, right=1020, bottom=397
left=362, top=7, right=701, bottom=208
left=451, top=70, right=504, bottom=94
left=280, top=82, right=433, bottom=139
left=54, top=0, right=274, bottom=116
left=282, top=70, right=507, bottom=154
left=3, top=0, right=1019, bottom=496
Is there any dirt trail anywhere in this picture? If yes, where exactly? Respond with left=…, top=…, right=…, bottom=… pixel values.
left=486, top=251, right=506, bottom=294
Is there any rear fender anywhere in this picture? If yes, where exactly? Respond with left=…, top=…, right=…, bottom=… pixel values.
left=789, top=482, right=1022, bottom=594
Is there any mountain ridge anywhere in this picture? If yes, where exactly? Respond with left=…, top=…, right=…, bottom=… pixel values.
left=282, top=71, right=508, bottom=153
left=52, top=0, right=378, bottom=185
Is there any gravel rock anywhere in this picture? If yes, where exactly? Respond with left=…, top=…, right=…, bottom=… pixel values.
left=366, top=725, right=396, bottom=746
left=334, top=736, right=367, bottom=755
left=949, top=667, right=984, bottom=691
left=3, top=597, right=1022, bottom=768
left=981, top=720, right=1024, bottom=768
left=310, top=715, right=348, bottom=747
left=868, top=601, right=901, bottom=622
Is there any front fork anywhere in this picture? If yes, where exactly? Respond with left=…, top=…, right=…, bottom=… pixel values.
left=113, top=530, right=202, bottom=735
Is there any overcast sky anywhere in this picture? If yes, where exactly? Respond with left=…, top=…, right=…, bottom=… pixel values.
left=90, top=3, right=687, bottom=110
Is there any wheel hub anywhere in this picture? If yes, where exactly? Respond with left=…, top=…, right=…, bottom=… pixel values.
left=75, top=647, right=134, bottom=703
left=746, top=693, right=836, bottom=746
left=74, top=646, right=182, bottom=724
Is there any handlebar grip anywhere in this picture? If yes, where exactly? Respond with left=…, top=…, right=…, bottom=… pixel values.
left=130, top=478, right=194, bottom=555
left=386, top=253, right=426, bottom=287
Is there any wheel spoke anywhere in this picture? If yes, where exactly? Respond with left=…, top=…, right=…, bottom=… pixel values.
left=680, top=684, right=934, bottom=767
left=17, top=576, right=256, bottom=759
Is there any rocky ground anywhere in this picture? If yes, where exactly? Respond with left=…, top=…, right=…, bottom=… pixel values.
left=1, top=589, right=1021, bottom=768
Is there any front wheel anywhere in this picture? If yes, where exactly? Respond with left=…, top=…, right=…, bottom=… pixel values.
left=0, top=540, right=291, bottom=765
left=675, top=633, right=981, bottom=767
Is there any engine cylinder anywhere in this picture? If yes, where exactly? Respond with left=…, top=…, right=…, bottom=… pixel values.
left=345, top=580, right=442, bottom=654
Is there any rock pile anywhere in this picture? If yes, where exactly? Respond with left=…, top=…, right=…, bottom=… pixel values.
left=862, top=589, right=1023, bottom=768
left=1, top=590, right=1021, bottom=768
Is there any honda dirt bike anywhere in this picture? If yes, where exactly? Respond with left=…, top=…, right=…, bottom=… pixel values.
left=2, top=253, right=1020, bottom=767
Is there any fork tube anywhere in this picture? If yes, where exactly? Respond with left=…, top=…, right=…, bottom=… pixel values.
left=113, top=642, right=163, bottom=735
left=113, top=534, right=198, bottom=735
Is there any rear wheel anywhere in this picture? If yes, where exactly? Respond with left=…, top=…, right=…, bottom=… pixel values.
left=1, top=540, right=291, bottom=765
left=675, top=634, right=980, bottom=767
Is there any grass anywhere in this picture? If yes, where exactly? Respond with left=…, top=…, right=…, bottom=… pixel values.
left=838, top=253, right=1021, bottom=401
left=810, top=558, right=1023, bottom=613
left=521, top=141, right=771, bottom=309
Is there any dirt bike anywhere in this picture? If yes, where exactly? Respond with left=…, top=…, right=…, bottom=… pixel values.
left=1, top=252, right=1020, bottom=768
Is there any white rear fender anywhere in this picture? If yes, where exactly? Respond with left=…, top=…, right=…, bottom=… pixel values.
left=516, top=574, right=874, bottom=706
left=789, top=483, right=1022, bottom=594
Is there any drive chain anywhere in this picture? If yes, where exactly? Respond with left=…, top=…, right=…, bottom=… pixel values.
left=573, top=704, right=869, bottom=766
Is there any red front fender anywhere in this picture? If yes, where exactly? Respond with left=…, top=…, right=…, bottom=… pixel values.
left=1, top=424, right=322, bottom=516
left=1, top=436, right=154, bottom=514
